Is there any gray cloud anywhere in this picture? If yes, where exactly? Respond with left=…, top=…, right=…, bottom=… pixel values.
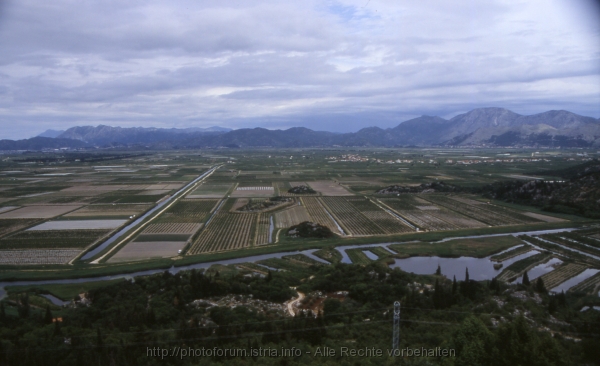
left=0, top=0, right=598, bottom=139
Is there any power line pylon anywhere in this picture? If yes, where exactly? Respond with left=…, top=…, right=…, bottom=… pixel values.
left=392, top=301, right=400, bottom=351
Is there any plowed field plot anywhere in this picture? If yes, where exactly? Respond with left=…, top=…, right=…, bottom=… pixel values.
left=158, top=199, right=218, bottom=223
left=108, top=241, right=186, bottom=262
left=64, top=204, right=152, bottom=218
left=539, top=234, right=600, bottom=257
left=0, top=229, right=109, bottom=249
left=308, top=181, right=353, bottom=196
left=345, top=198, right=412, bottom=234
left=141, top=223, right=201, bottom=234
left=0, top=249, right=80, bottom=265
left=321, top=197, right=385, bottom=236
left=300, top=197, right=342, bottom=235
left=274, top=205, right=311, bottom=229
left=0, top=206, right=18, bottom=214
left=188, top=200, right=257, bottom=254
left=27, top=219, right=127, bottom=231
left=145, top=184, right=182, bottom=190
left=231, top=186, right=274, bottom=198
left=421, top=195, right=538, bottom=226
left=0, top=205, right=81, bottom=219
left=0, top=219, right=38, bottom=237
left=187, top=183, right=232, bottom=198
left=539, top=263, right=588, bottom=290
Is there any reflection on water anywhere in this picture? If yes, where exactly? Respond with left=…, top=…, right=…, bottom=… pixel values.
left=389, top=250, right=539, bottom=281
left=40, top=294, right=70, bottom=306
left=514, top=257, right=562, bottom=284
left=363, top=251, right=379, bottom=260
left=551, top=268, right=600, bottom=293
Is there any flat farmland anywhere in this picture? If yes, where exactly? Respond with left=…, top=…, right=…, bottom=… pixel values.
left=320, top=197, right=385, bottom=236
left=64, top=203, right=152, bottom=218
left=300, top=197, right=342, bottom=235
left=345, top=197, right=413, bottom=234
left=231, top=186, right=274, bottom=198
left=188, top=200, right=257, bottom=254
left=539, top=263, right=588, bottom=290
left=0, top=249, right=81, bottom=265
left=27, top=219, right=127, bottom=230
left=274, top=205, right=311, bottom=229
left=187, top=183, right=232, bottom=198
left=0, top=229, right=110, bottom=249
left=141, top=222, right=202, bottom=234
left=389, top=235, right=524, bottom=258
left=308, top=181, right=353, bottom=196
left=0, top=219, right=39, bottom=237
left=0, top=205, right=81, bottom=219
left=421, top=195, right=540, bottom=226
left=158, top=199, right=218, bottom=223
left=254, top=214, right=271, bottom=245
left=108, top=241, right=186, bottom=262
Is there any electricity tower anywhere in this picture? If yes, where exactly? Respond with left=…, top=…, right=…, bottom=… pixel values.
left=392, top=301, right=401, bottom=351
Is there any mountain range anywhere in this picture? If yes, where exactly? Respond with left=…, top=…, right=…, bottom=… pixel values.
left=2, top=108, right=598, bottom=150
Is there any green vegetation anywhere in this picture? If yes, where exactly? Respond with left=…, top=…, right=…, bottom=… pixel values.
left=390, top=235, right=524, bottom=258
left=312, top=247, right=343, bottom=263
left=6, top=279, right=126, bottom=301
left=287, top=221, right=335, bottom=238
left=0, top=230, right=109, bottom=249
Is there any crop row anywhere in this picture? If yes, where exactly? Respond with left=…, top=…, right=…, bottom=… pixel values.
left=568, top=272, right=600, bottom=294
left=539, top=263, right=587, bottom=290
left=496, top=252, right=552, bottom=282
left=380, top=198, right=482, bottom=230
left=540, top=234, right=600, bottom=257
left=0, top=230, right=109, bottom=249
left=188, top=211, right=256, bottom=254
left=0, top=249, right=81, bottom=265
left=274, top=205, right=311, bottom=229
left=142, top=222, right=202, bottom=234
left=320, top=197, right=384, bottom=236
left=160, top=199, right=219, bottom=223
left=422, top=195, right=534, bottom=226
left=282, top=254, right=324, bottom=266
left=346, top=198, right=412, bottom=234
left=561, top=232, right=600, bottom=249
left=490, top=245, right=533, bottom=262
left=519, top=235, right=600, bottom=266
left=345, top=249, right=373, bottom=265
left=254, top=214, right=271, bottom=246
left=300, top=197, right=341, bottom=235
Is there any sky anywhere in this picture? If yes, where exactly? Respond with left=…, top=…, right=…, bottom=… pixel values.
left=0, top=0, right=599, bottom=139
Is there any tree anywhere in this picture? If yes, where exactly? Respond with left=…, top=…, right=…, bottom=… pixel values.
left=435, top=264, right=442, bottom=276
left=452, top=275, right=457, bottom=295
left=522, top=271, right=530, bottom=286
left=45, top=305, right=53, bottom=324
left=535, top=278, right=546, bottom=293
left=18, top=293, right=30, bottom=318
left=451, top=316, right=495, bottom=365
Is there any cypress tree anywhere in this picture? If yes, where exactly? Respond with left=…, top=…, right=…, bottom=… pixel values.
left=535, top=278, right=546, bottom=293
left=452, top=275, right=457, bottom=295
left=0, top=302, right=5, bottom=321
left=435, top=264, right=442, bottom=276
left=45, top=305, right=53, bottom=324
left=522, top=271, right=530, bottom=286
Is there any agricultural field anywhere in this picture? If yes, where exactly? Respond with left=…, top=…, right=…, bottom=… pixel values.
left=0, top=249, right=81, bottom=265
left=188, top=199, right=258, bottom=254
left=157, top=199, right=218, bottom=223
left=274, top=205, right=311, bottom=229
left=186, top=183, right=233, bottom=198
left=64, top=204, right=152, bottom=218
left=27, top=219, right=126, bottom=230
left=300, top=197, right=343, bottom=235
left=0, top=229, right=109, bottom=249
left=569, top=272, right=600, bottom=294
left=308, top=181, right=353, bottom=196
left=389, top=235, right=525, bottom=258
left=495, top=252, right=552, bottom=282
left=538, top=263, right=588, bottom=290
left=108, top=241, right=186, bottom=262
left=320, top=197, right=387, bottom=236
left=0, top=205, right=81, bottom=219
left=231, top=185, right=275, bottom=198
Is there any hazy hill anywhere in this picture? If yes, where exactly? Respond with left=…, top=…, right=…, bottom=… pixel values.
left=5, top=108, right=599, bottom=149
left=0, top=137, right=88, bottom=151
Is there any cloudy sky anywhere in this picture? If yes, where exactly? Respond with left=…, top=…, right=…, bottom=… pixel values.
left=0, top=0, right=598, bottom=139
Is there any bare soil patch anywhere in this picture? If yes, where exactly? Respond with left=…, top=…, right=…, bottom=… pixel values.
left=308, top=181, right=353, bottom=196
left=0, top=205, right=81, bottom=219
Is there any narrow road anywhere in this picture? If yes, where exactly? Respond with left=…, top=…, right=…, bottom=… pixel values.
left=287, top=290, right=305, bottom=316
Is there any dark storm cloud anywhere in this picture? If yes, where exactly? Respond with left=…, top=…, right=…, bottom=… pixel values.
left=0, top=0, right=598, bottom=138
